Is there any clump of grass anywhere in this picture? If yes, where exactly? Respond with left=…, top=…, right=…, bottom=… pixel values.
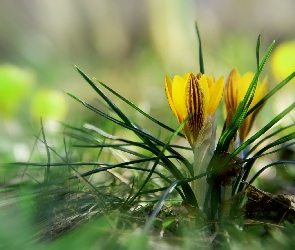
left=2, top=22, right=295, bottom=249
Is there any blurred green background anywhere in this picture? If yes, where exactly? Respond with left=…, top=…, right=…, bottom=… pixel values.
left=0, top=0, right=295, bottom=186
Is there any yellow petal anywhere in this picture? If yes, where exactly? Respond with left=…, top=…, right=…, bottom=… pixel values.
left=239, top=118, right=250, bottom=142
left=172, top=75, right=187, bottom=122
left=239, top=72, right=254, bottom=102
left=182, top=73, right=190, bottom=80
left=165, top=75, right=181, bottom=123
left=208, top=75, right=224, bottom=114
left=207, top=74, right=214, bottom=88
left=251, top=76, right=268, bottom=109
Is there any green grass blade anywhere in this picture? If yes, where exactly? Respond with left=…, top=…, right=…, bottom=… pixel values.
left=245, top=123, right=295, bottom=157
left=216, top=102, right=247, bottom=153
left=75, top=66, right=134, bottom=127
left=247, top=71, right=295, bottom=116
left=65, top=92, right=167, bottom=147
left=13, top=159, right=181, bottom=193
left=256, top=34, right=261, bottom=72
left=195, top=21, right=205, bottom=74
left=94, top=78, right=185, bottom=138
left=40, top=118, right=51, bottom=186
left=232, top=101, right=295, bottom=157
left=142, top=180, right=181, bottom=234
left=68, top=165, right=109, bottom=207
left=237, top=132, right=295, bottom=192
left=250, top=132, right=295, bottom=160
left=248, top=160, right=295, bottom=185
left=243, top=142, right=295, bottom=165
left=77, top=162, right=187, bottom=202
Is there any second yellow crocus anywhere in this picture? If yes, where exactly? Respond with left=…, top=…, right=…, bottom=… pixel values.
left=224, top=68, right=268, bottom=142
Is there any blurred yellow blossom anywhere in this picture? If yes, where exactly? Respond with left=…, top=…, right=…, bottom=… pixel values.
left=271, top=40, right=295, bottom=82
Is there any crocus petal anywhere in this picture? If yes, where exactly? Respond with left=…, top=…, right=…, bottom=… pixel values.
left=165, top=75, right=180, bottom=122
left=184, top=73, right=205, bottom=145
left=208, top=75, right=224, bottom=114
left=172, top=75, right=187, bottom=122
left=224, top=68, right=240, bottom=113
left=207, top=74, right=214, bottom=88
left=251, top=76, right=268, bottom=109
left=182, top=73, right=190, bottom=80
left=239, top=72, right=254, bottom=102
left=239, top=117, right=250, bottom=142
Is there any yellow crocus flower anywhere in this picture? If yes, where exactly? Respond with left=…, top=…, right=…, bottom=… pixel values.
left=224, top=68, right=268, bottom=142
left=165, top=72, right=224, bottom=148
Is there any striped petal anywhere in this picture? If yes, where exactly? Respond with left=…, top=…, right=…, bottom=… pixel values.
left=224, top=68, right=240, bottom=114
left=184, top=73, right=205, bottom=146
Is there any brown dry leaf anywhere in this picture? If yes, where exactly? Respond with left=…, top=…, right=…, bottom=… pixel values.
left=243, top=182, right=295, bottom=224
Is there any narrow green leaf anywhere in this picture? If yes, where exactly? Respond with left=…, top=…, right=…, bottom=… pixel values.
left=247, top=71, right=295, bottom=116
left=94, top=78, right=185, bottom=138
left=66, top=91, right=164, bottom=148
left=233, top=101, right=295, bottom=157
left=237, top=132, right=295, bottom=191
left=40, top=118, right=51, bottom=186
left=245, top=123, right=295, bottom=157
left=256, top=34, right=261, bottom=72
left=195, top=21, right=205, bottom=74
left=248, top=160, right=295, bottom=185
left=75, top=66, right=133, bottom=127
left=142, top=180, right=181, bottom=234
